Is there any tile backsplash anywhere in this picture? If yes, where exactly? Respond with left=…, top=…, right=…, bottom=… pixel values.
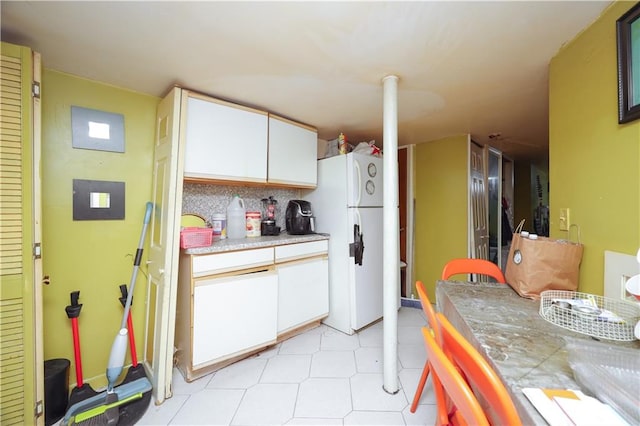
left=182, top=183, right=302, bottom=230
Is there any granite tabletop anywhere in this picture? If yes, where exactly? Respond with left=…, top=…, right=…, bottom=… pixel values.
left=183, top=232, right=330, bottom=255
left=436, top=280, right=640, bottom=425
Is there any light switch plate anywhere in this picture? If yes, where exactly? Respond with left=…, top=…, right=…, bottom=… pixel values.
left=604, top=251, right=640, bottom=300
left=559, top=208, right=570, bottom=231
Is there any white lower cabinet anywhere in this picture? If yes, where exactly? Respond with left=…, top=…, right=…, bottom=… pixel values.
left=192, top=269, right=278, bottom=366
left=175, top=239, right=328, bottom=382
left=277, top=257, right=329, bottom=333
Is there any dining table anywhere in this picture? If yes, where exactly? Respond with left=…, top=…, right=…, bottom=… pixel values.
left=435, top=280, right=640, bottom=425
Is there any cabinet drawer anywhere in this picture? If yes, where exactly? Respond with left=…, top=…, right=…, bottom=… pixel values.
left=192, top=247, right=274, bottom=277
left=275, top=240, right=328, bottom=263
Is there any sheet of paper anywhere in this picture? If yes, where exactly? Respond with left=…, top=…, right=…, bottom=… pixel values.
left=522, top=388, right=576, bottom=426
left=553, top=395, right=629, bottom=426
left=523, top=388, right=630, bottom=426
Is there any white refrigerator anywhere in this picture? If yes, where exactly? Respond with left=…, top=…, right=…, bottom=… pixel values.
left=305, top=152, right=383, bottom=335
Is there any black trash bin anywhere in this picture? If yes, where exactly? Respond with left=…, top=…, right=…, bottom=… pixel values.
left=44, top=358, right=70, bottom=426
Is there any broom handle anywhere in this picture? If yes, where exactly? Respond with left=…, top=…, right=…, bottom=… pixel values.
left=120, top=202, right=152, bottom=330
left=71, top=317, right=83, bottom=386
left=66, top=291, right=84, bottom=387
left=126, top=312, right=138, bottom=367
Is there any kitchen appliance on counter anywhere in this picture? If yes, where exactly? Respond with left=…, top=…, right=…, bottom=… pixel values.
left=305, top=152, right=385, bottom=335
left=285, top=200, right=315, bottom=235
left=260, top=196, right=280, bottom=236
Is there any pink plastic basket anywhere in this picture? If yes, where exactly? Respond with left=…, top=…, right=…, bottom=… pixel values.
left=180, top=227, right=213, bottom=249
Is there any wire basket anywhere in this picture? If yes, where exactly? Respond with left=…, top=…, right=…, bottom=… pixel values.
left=539, top=290, right=640, bottom=341
left=180, top=227, right=213, bottom=249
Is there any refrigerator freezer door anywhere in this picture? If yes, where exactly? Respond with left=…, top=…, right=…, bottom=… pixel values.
left=347, top=153, right=383, bottom=208
left=349, top=206, right=383, bottom=330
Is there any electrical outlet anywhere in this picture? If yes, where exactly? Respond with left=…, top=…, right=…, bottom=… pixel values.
left=559, top=208, right=570, bottom=231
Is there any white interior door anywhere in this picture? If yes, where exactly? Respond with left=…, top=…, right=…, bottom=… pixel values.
left=502, top=156, right=515, bottom=233
left=470, top=142, right=488, bottom=261
left=31, top=49, right=44, bottom=426
left=144, top=87, right=184, bottom=404
left=487, top=147, right=503, bottom=268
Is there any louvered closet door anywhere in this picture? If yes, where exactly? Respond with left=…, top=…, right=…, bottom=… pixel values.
left=0, top=42, right=43, bottom=426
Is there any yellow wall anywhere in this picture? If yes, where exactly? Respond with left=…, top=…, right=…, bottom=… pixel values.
left=41, top=70, right=158, bottom=388
left=414, top=135, right=469, bottom=301
left=513, top=160, right=533, bottom=227
left=549, top=1, right=640, bottom=295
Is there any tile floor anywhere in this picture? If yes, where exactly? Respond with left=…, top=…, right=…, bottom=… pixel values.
left=137, top=307, right=439, bottom=425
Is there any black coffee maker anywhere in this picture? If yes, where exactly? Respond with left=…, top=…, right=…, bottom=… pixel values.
left=285, top=200, right=315, bottom=235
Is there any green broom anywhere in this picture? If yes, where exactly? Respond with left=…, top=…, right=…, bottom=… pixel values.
left=62, top=203, right=153, bottom=425
left=69, top=393, right=143, bottom=425
left=103, top=202, right=153, bottom=421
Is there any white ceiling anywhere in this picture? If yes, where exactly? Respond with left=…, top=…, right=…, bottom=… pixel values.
left=2, top=1, right=611, bottom=160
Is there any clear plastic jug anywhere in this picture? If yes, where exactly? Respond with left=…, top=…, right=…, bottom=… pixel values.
left=226, top=194, right=246, bottom=239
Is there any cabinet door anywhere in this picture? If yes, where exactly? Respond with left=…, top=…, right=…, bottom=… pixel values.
left=268, top=115, right=317, bottom=187
left=184, top=94, right=268, bottom=183
left=277, top=257, right=329, bottom=333
left=192, top=270, right=277, bottom=366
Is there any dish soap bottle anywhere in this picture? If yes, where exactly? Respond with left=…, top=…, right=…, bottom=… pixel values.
left=338, top=132, right=348, bottom=154
left=226, top=194, right=246, bottom=239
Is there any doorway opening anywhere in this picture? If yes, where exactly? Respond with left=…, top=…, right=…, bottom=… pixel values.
left=486, top=147, right=514, bottom=271
left=398, top=145, right=415, bottom=300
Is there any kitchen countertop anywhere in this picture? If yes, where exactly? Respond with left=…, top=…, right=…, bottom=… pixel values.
left=436, top=280, right=640, bottom=425
left=183, top=232, right=330, bottom=255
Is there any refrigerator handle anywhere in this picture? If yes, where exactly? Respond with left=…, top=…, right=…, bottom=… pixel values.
left=354, top=159, right=362, bottom=207
left=349, top=224, right=364, bottom=266
left=354, top=208, right=363, bottom=235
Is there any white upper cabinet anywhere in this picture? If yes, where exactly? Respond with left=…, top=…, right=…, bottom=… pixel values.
left=268, top=115, right=317, bottom=187
left=183, top=92, right=268, bottom=183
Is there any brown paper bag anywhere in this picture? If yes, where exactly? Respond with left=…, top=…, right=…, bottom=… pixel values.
left=505, top=220, right=584, bottom=299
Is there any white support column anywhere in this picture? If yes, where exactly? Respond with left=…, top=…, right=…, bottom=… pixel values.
left=382, top=75, right=399, bottom=394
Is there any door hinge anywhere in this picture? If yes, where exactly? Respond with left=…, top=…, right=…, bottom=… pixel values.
left=35, top=400, right=44, bottom=417
left=32, top=81, right=41, bottom=99
left=33, top=242, right=42, bottom=259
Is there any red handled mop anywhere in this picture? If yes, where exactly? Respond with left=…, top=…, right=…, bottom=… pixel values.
left=119, top=285, right=138, bottom=368
left=62, top=203, right=153, bottom=425
left=65, top=291, right=99, bottom=407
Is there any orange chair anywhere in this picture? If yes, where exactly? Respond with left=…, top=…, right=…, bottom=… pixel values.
left=436, top=312, right=522, bottom=425
left=409, top=281, right=444, bottom=415
left=421, top=326, right=489, bottom=426
left=441, top=258, right=507, bottom=283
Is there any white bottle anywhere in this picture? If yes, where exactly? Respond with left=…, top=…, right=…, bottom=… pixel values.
left=226, top=194, right=246, bottom=239
left=211, top=213, right=227, bottom=239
